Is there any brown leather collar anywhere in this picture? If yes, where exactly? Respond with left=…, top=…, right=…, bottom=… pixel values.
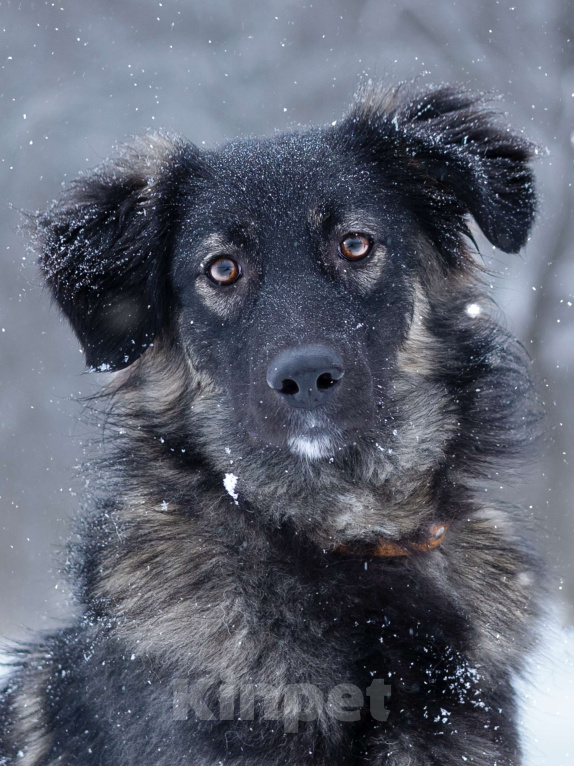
left=334, top=523, right=449, bottom=557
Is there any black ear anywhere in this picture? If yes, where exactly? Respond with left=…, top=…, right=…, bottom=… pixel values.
left=342, top=84, right=537, bottom=256
left=31, top=134, right=198, bottom=371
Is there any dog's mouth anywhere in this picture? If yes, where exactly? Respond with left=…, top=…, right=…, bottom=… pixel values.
left=241, top=390, right=370, bottom=460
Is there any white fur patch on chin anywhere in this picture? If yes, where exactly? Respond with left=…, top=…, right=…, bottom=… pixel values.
left=288, top=435, right=334, bottom=461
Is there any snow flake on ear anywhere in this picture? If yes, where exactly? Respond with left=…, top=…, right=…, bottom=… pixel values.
left=86, top=361, right=113, bottom=373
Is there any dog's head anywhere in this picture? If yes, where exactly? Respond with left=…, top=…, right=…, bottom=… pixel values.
left=33, top=84, right=537, bottom=481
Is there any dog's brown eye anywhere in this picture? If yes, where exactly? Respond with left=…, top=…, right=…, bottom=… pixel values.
left=338, top=234, right=372, bottom=261
left=206, top=257, right=241, bottom=285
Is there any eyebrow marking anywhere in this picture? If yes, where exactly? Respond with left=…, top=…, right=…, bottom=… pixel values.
left=307, top=204, right=334, bottom=232
left=308, top=205, right=383, bottom=243
left=335, top=211, right=381, bottom=234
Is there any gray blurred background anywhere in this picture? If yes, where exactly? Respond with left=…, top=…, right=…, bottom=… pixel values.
left=1, top=0, right=573, bottom=643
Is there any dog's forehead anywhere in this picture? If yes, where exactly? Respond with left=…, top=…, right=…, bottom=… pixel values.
left=198, top=129, right=360, bottom=221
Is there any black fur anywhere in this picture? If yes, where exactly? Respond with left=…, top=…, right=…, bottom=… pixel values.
left=1, top=83, right=544, bottom=766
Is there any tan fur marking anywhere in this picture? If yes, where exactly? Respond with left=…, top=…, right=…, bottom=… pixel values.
left=12, top=661, right=53, bottom=765
left=396, top=285, right=437, bottom=376
left=444, top=508, right=539, bottom=668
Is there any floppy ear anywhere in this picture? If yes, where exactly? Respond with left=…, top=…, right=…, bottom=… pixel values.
left=342, top=84, right=537, bottom=257
left=31, top=134, right=197, bottom=371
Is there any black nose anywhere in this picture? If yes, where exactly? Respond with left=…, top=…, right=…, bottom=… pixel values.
left=266, top=345, right=345, bottom=410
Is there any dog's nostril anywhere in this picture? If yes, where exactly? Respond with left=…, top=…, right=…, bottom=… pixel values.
left=316, top=372, right=337, bottom=391
left=281, top=379, right=299, bottom=395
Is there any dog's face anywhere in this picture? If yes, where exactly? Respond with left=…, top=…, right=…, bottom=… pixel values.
left=172, top=133, right=420, bottom=460
left=34, top=85, right=536, bottom=473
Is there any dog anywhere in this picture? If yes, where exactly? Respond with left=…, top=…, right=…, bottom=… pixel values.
left=0, top=83, right=544, bottom=765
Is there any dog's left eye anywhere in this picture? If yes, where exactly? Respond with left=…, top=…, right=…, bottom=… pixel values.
left=206, top=257, right=242, bottom=285
left=338, top=234, right=373, bottom=261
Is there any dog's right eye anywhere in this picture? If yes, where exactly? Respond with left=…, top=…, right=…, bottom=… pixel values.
left=206, top=257, right=242, bottom=286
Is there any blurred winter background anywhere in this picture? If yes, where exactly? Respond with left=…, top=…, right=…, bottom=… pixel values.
left=0, top=0, right=572, bottom=761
